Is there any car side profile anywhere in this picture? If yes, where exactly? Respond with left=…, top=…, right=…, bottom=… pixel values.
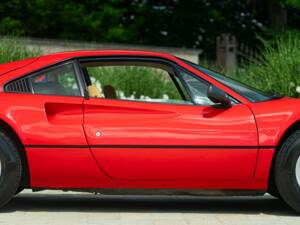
left=0, top=50, right=300, bottom=213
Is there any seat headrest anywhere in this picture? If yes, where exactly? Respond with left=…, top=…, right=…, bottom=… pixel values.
left=103, top=85, right=117, bottom=99
left=87, top=85, right=102, bottom=98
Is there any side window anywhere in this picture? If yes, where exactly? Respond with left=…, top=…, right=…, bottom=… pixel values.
left=30, top=63, right=81, bottom=96
left=82, top=61, right=192, bottom=105
left=180, top=70, right=214, bottom=105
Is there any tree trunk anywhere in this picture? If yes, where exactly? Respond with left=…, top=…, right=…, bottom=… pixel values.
left=268, top=0, right=287, bottom=31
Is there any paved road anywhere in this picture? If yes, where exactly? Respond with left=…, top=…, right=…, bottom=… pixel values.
left=0, top=190, right=299, bottom=225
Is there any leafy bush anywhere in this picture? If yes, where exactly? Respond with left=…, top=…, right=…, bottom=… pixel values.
left=0, top=38, right=42, bottom=64
left=229, top=31, right=300, bottom=97
left=88, top=66, right=181, bottom=99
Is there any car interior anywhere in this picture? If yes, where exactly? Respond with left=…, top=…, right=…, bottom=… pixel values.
left=27, top=60, right=211, bottom=105
left=80, top=60, right=192, bottom=104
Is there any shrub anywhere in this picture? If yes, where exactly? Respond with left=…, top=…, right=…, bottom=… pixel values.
left=88, top=66, right=181, bottom=99
left=0, top=38, right=42, bottom=64
left=230, top=31, right=300, bottom=97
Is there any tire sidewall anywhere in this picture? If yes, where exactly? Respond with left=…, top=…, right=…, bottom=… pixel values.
left=0, top=150, right=5, bottom=185
left=275, top=135, right=300, bottom=212
left=0, top=134, right=21, bottom=207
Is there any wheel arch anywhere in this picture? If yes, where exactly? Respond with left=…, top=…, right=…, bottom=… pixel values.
left=277, top=120, right=300, bottom=149
left=0, top=118, right=30, bottom=188
left=268, top=119, right=300, bottom=195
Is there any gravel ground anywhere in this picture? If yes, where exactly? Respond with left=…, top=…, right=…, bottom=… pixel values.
left=0, top=190, right=299, bottom=225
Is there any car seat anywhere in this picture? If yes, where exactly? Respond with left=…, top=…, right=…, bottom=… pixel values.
left=103, top=85, right=117, bottom=99
left=32, top=81, right=67, bottom=95
left=87, top=84, right=102, bottom=98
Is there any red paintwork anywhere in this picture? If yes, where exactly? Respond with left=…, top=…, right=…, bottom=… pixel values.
left=84, top=99, right=258, bottom=181
left=26, top=147, right=109, bottom=188
left=0, top=57, right=38, bottom=76
left=0, top=50, right=298, bottom=192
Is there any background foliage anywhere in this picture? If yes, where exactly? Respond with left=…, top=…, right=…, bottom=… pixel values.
left=1, top=0, right=299, bottom=59
left=0, top=38, right=41, bottom=64
left=230, top=31, right=300, bottom=98
left=87, top=66, right=181, bottom=99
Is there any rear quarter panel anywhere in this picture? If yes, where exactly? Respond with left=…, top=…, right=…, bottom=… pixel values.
left=0, top=93, right=110, bottom=188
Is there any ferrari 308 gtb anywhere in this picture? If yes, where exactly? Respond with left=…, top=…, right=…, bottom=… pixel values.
left=0, top=50, right=300, bottom=212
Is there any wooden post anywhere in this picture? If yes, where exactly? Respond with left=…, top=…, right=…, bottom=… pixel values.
left=268, top=0, right=287, bottom=32
left=216, top=34, right=237, bottom=70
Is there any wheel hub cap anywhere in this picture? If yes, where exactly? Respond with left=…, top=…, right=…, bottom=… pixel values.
left=296, top=156, right=300, bottom=187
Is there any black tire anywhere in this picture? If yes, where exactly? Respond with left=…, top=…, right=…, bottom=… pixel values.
left=0, top=130, right=22, bottom=208
left=275, top=130, right=300, bottom=213
left=15, top=187, right=24, bottom=195
left=268, top=183, right=281, bottom=199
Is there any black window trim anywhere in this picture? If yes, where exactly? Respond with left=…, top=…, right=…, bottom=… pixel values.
left=173, top=65, right=198, bottom=105
left=169, top=73, right=188, bottom=101
left=175, top=65, right=240, bottom=105
left=4, top=60, right=85, bottom=98
left=76, top=55, right=240, bottom=106
left=4, top=55, right=240, bottom=105
left=76, top=56, right=197, bottom=106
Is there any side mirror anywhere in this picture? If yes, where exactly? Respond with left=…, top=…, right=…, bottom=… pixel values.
left=207, top=84, right=231, bottom=107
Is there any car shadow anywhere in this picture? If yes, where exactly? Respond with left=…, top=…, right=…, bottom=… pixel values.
left=0, top=192, right=298, bottom=216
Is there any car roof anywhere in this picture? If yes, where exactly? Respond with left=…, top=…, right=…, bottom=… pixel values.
left=0, top=57, right=39, bottom=76
left=1, top=50, right=179, bottom=76
left=0, top=50, right=252, bottom=104
left=38, top=49, right=178, bottom=64
left=0, top=50, right=181, bottom=87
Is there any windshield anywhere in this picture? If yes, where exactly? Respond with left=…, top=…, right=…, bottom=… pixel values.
left=181, top=59, right=278, bottom=103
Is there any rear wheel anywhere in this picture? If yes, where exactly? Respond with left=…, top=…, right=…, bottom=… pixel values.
left=275, top=130, right=300, bottom=213
left=0, top=131, right=22, bottom=208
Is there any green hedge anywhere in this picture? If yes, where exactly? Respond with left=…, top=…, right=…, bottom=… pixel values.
left=87, top=66, right=181, bottom=99
left=0, top=38, right=41, bottom=64
left=229, top=31, right=300, bottom=98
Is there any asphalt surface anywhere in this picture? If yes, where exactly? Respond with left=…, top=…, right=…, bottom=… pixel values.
left=0, top=190, right=299, bottom=225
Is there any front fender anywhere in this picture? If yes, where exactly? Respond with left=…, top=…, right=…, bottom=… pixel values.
left=249, top=98, right=300, bottom=147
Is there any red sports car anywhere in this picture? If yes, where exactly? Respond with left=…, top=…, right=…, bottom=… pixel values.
left=0, top=50, right=300, bottom=212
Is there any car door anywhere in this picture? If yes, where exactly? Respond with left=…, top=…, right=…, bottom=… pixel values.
left=81, top=58, right=258, bottom=181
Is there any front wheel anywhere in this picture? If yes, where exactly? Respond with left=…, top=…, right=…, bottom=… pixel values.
left=275, top=130, right=300, bottom=213
left=0, top=131, right=22, bottom=208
